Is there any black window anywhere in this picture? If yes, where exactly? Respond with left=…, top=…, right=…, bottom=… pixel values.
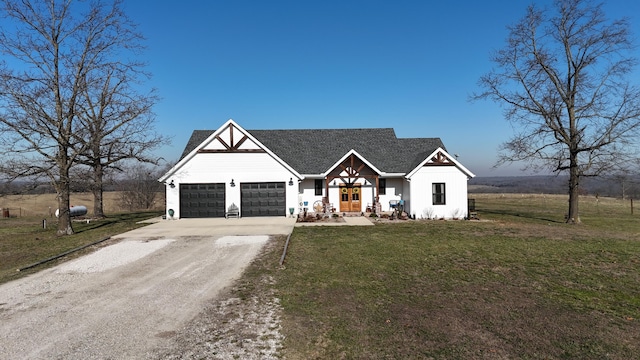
left=432, top=183, right=446, bottom=205
left=315, top=179, right=323, bottom=196
left=379, top=178, right=386, bottom=195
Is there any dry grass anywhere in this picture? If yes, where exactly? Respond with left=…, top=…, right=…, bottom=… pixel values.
left=0, top=191, right=165, bottom=217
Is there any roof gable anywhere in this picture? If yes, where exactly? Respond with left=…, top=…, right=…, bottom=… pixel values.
left=324, top=149, right=383, bottom=179
left=160, top=119, right=302, bottom=182
left=406, top=147, right=476, bottom=179
left=198, top=121, right=263, bottom=153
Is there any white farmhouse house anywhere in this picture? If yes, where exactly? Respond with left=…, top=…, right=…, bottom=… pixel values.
left=159, top=119, right=475, bottom=219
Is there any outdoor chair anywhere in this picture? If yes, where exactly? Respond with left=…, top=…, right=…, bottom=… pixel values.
left=225, top=203, right=239, bottom=219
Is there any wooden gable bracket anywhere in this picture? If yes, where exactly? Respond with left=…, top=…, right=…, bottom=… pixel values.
left=325, top=153, right=381, bottom=202
left=198, top=123, right=265, bottom=153
left=425, top=151, right=455, bottom=166
left=329, top=154, right=370, bottom=184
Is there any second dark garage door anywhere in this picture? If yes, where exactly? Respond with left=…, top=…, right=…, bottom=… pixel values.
left=241, top=182, right=286, bottom=217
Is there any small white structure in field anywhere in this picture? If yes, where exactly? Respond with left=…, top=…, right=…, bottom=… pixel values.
left=55, top=205, right=88, bottom=218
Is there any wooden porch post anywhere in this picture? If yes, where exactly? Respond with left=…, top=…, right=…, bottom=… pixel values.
left=324, top=176, right=331, bottom=205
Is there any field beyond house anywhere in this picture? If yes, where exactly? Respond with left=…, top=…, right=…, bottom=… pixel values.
left=264, top=194, right=640, bottom=359
left=0, top=191, right=165, bottom=217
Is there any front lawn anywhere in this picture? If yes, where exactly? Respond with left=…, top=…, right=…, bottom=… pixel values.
left=272, top=195, right=640, bottom=359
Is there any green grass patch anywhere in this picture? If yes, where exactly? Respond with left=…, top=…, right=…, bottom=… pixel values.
left=273, top=195, right=640, bottom=359
left=0, top=211, right=161, bottom=284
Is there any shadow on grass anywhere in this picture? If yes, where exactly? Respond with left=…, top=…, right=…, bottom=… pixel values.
left=480, top=208, right=565, bottom=224
left=73, top=211, right=161, bottom=234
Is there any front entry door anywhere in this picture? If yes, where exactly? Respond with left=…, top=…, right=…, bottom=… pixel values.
left=339, top=184, right=361, bottom=212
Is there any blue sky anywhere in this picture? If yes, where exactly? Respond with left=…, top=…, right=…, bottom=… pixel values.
left=123, top=0, right=640, bottom=177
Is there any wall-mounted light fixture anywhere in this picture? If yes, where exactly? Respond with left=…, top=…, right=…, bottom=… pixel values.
left=169, top=180, right=175, bottom=188
left=333, top=180, right=336, bottom=186
left=230, top=179, right=236, bottom=187
left=288, top=177, right=294, bottom=186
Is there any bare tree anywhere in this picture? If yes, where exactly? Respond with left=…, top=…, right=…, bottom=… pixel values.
left=0, top=0, right=152, bottom=234
left=116, top=165, right=163, bottom=212
left=474, top=0, right=640, bottom=223
left=76, top=19, right=166, bottom=218
left=0, top=0, right=86, bottom=235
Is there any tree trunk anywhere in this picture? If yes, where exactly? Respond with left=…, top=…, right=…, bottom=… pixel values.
left=567, top=152, right=581, bottom=224
left=92, top=163, right=105, bottom=218
left=56, top=142, right=75, bottom=235
left=56, top=174, right=74, bottom=236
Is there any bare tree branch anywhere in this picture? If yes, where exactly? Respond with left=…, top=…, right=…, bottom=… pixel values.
left=71, top=1, right=168, bottom=217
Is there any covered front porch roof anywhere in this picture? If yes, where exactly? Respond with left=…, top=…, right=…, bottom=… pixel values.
left=320, top=150, right=384, bottom=202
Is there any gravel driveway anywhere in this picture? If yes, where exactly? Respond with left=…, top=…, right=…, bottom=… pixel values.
left=0, top=218, right=294, bottom=359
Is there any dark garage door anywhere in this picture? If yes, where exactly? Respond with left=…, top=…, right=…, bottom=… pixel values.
left=179, top=183, right=226, bottom=218
left=241, top=182, right=285, bottom=217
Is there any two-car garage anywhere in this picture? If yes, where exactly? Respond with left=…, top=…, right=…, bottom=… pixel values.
left=178, top=182, right=286, bottom=218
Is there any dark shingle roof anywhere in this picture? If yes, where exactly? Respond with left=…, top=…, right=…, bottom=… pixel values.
left=179, top=130, right=214, bottom=160
left=179, top=128, right=445, bottom=175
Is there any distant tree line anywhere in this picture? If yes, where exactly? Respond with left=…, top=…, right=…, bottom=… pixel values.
left=469, top=175, right=640, bottom=199
left=0, top=165, right=165, bottom=211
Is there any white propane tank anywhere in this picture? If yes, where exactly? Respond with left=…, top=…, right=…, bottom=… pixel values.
left=55, top=205, right=88, bottom=218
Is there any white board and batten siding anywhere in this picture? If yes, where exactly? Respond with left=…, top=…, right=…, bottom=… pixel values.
left=165, top=152, right=298, bottom=218
left=376, top=177, right=404, bottom=212
left=298, top=177, right=410, bottom=213
left=409, top=166, right=470, bottom=219
left=298, top=179, right=320, bottom=209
